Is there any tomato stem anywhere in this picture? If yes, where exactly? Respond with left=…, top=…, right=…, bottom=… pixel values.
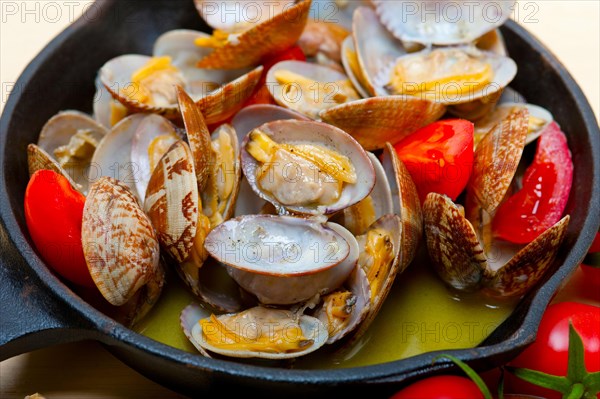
left=565, top=383, right=584, bottom=399
left=433, top=355, right=493, bottom=399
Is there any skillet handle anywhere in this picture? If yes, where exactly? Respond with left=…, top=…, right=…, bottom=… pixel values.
left=0, top=229, right=98, bottom=361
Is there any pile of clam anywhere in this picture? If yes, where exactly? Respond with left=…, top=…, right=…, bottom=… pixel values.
left=26, top=0, right=571, bottom=359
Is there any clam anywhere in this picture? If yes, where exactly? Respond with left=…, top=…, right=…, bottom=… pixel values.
left=373, top=47, right=517, bottom=109
left=319, top=95, right=446, bottom=151
left=349, top=6, right=408, bottom=97
left=372, top=0, right=515, bottom=46
left=82, top=176, right=164, bottom=325
left=34, top=110, right=107, bottom=194
left=144, top=88, right=242, bottom=302
left=266, top=60, right=360, bottom=119
left=424, top=193, right=570, bottom=297
left=340, top=36, right=371, bottom=98
left=93, top=76, right=129, bottom=128
left=204, top=215, right=359, bottom=305
left=27, top=144, right=81, bottom=193
left=99, top=53, right=262, bottom=123
left=380, top=143, right=423, bottom=271
left=231, top=105, right=310, bottom=216
left=316, top=214, right=403, bottom=344
left=181, top=303, right=328, bottom=359
left=241, top=119, right=375, bottom=216
left=474, top=103, right=554, bottom=147
left=195, top=0, right=312, bottom=70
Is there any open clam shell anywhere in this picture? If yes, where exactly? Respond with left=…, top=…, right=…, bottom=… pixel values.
left=320, top=96, right=445, bottom=151
left=373, top=0, right=515, bottom=46
left=201, top=123, right=242, bottom=225
left=352, top=6, right=408, bottom=97
left=467, top=108, right=529, bottom=216
left=144, top=140, right=199, bottom=264
left=100, top=54, right=186, bottom=119
left=311, top=0, right=375, bottom=30
left=204, top=215, right=359, bottom=305
left=180, top=303, right=211, bottom=356
left=340, top=36, right=371, bottom=98
left=241, top=119, right=376, bottom=216
left=349, top=214, right=403, bottom=342
left=196, top=0, right=311, bottom=70
left=153, top=29, right=249, bottom=92
left=187, top=305, right=328, bottom=359
left=424, top=193, right=571, bottom=297
left=266, top=60, right=360, bottom=119
left=380, top=143, right=423, bottom=271
left=36, top=110, right=107, bottom=194
left=316, top=266, right=371, bottom=345
left=373, top=47, right=517, bottom=107
left=82, top=176, right=163, bottom=322
left=231, top=105, right=310, bottom=217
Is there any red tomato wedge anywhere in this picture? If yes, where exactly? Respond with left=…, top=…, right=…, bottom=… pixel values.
left=24, top=170, right=94, bottom=287
left=493, top=122, right=573, bottom=244
left=394, top=119, right=474, bottom=204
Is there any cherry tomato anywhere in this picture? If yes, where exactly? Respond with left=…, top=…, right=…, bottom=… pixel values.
left=505, top=302, right=600, bottom=399
left=393, top=119, right=474, bottom=204
left=24, top=170, right=94, bottom=287
left=493, top=122, right=573, bottom=244
left=390, top=375, right=485, bottom=399
left=580, top=232, right=600, bottom=298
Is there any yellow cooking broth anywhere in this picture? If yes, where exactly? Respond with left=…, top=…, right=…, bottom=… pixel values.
left=133, top=250, right=516, bottom=369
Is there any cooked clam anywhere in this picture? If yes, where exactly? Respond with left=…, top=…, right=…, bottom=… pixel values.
left=241, top=119, right=375, bottom=216
left=82, top=176, right=164, bottom=325
left=266, top=60, right=360, bottom=119
left=181, top=303, right=328, bottom=359
left=204, top=215, right=359, bottom=305
left=35, top=110, right=107, bottom=194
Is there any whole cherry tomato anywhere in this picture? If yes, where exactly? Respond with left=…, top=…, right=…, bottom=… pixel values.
left=394, top=119, right=474, bottom=204
left=24, top=169, right=94, bottom=287
left=390, top=375, right=485, bottom=399
left=493, top=122, right=573, bottom=244
left=505, top=302, right=600, bottom=399
left=580, top=232, right=600, bottom=299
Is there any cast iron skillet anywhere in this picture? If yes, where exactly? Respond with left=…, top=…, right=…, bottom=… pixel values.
left=1, top=1, right=599, bottom=397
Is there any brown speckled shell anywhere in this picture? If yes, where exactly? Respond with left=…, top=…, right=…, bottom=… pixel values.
left=177, top=87, right=214, bottom=190
left=320, top=96, right=446, bottom=151
left=381, top=143, right=423, bottom=271
left=423, top=192, right=490, bottom=291
left=483, top=215, right=570, bottom=298
left=27, top=143, right=82, bottom=193
left=82, top=177, right=160, bottom=306
left=196, top=0, right=311, bottom=69
left=144, top=140, right=199, bottom=263
left=197, top=67, right=263, bottom=125
left=468, top=108, right=528, bottom=216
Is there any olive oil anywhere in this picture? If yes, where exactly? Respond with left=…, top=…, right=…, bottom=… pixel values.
left=134, top=253, right=516, bottom=369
